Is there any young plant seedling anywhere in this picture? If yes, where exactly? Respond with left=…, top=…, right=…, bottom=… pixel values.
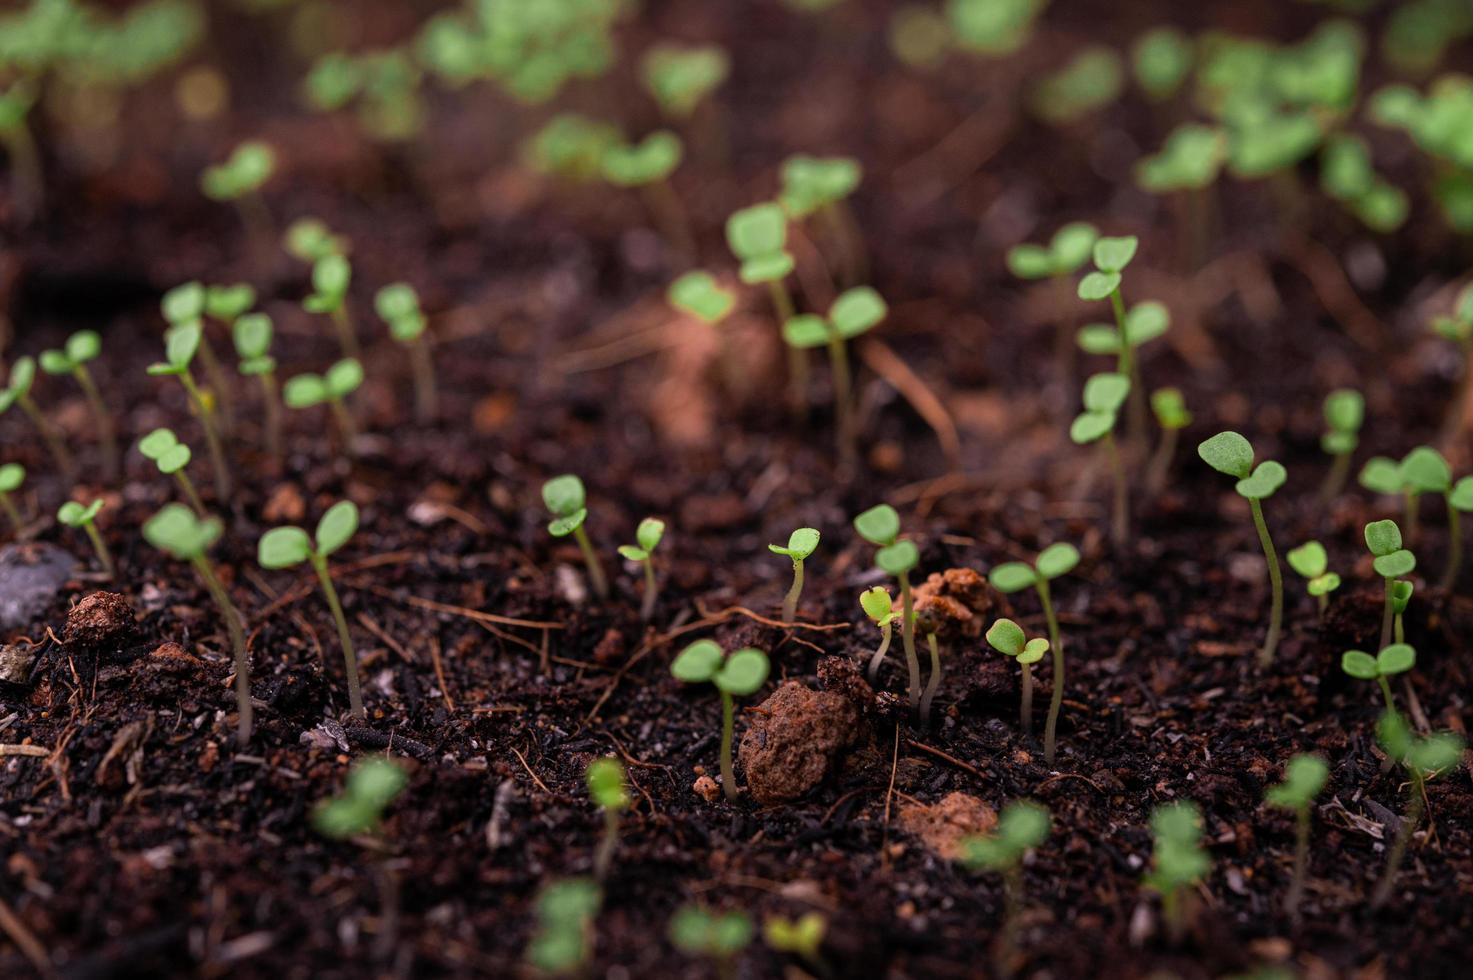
left=1429, top=283, right=1473, bottom=443
left=138, top=428, right=207, bottom=516
left=1392, top=580, right=1414, bottom=643
left=1264, top=754, right=1328, bottom=926
left=1341, top=643, right=1415, bottom=716
left=913, top=606, right=949, bottom=727
left=526, top=878, right=601, bottom=977
left=986, top=618, right=1049, bottom=734
left=1077, top=299, right=1169, bottom=449
left=39, top=330, right=117, bottom=477
left=667, top=270, right=741, bottom=390
left=1449, top=477, right=1473, bottom=592
left=1318, top=388, right=1363, bottom=501
left=1144, top=802, right=1210, bottom=945
left=1006, top=222, right=1100, bottom=282
left=989, top=543, right=1079, bottom=765
left=283, top=358, right=363, bottom=454
left=312, top=758, right=407, bottom=839
left=0, top=463, right=25, bottom=531
left=148, top=320, right=232, bottom=498
left=1077, top=236, right=1149, bottom=442
left=768, top=527, right=820, bottom=623
left=668, top=905, right=753, bottom=976
left=200, top=140, right=277, bottom=251
left=779, top=154, right=865, bottom=283
left=670, top=640, right=770, bottom=802
left=204, top=283, right=256, bottom=326
left=1371, top=711, right=1465, bottom=908
left=959, top=801, right=1050, bottom=974
left=860, top=585, right=896, bottom=682
left=762, top=912, right=826, bottom=973
left=543, top=475, right=608, bottom=601
left=284, top=216, right=348, bottom=264
left=586, top=756, right=628, bottom=881
left=1198, top=431, right=1288, bottom=667
left=142, top=503, right=251, bottom=744
left=1146, top=387, right=1192, bottom=494
left=304, top=253, right=359, bottom=357
left=640, top=43, right=729, bottom=120
left=163, top=280, right=237, bottom=431
left=782, top=286, right=888, bottom=466
left=726, top=202, right=804, bottom=415
left=602, top=131, right=693, bottom=260
left=617, top=517, right=667, bottom=622
left=232, top=312, right=283, bottom=459
left=57, top=499, right=113, bottom=578
left=1071, top=372, right=1132, bottom=547
left=1400, top=445, right=1451, bottom=546
left=259, top=501, right=365, bottom=718
left=853, top=504, right=922, bottom=710
left=375, top=283, right=438, bottom=422
left=1286, top=541, right=1341, bottom=618
left=1364, top=519, right=1416, bottom=650
left=1, top=356, right=77, bottom=480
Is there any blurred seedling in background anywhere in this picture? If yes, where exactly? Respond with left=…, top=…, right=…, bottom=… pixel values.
left=1146, top=387, right=1192, bottom=494
left=283, top=358, right=364, bottom=455
left=1077, top=300, right=1169, bottom=403
left=1372, top=712, right=1465, bottom=909
left=1391, top=580, right=1414, bottom=643
left=987, top=618, right=1048, bottom=734
left=0, top=464, right=26, bottom=531
left=782, top=286, right=888, bottom=467
left=1383, top=446, right=1467, bottom=591
left=143, top=504, right=250, bottom=744
left=200, top=139, right=277, bottom=251
left=854, top=504, right=921, bottom=710
left=1429, top=283, right=1473, bottom=443
left=780, top=154, right=865, bottom=284
left=602, top=130, right=693, bottom=261
left=670, top=640, right=770, bottom=803
left=1198, top=432, right=1287, bottom=666
left=1360, top=446, right=1446, bottom=543
left=304, top=253, right=359, bottom=358
left=640, top=43, right=729, bottom=120
left=989, top=543, right=1079, bottom=765
left=586, top=757, right=628, bottom=881
left=959, top=801, right=1050, bottom=974
left=284, top=216, right=348, bottom=264
left=1070, top=372, right=1132, bottom=547
left=668, top=271, right=742, bottom=392
left=163, top=280, right=236, bottom=429
left=543, top=475, right=608, bottom=601
left=727, top=202, right=804, bottom=415
left=1, top=356, right=77, bottom=480
left=1007, top=222, right=1099, bottom=383
left=1031, top=47, right=1123, bottom=125
left=204, top=282, right=255, bottom=328
left=617, top=517, right=666, bottom=622
left=1341, top=642, right=1414, bottom=717
left=259, top=501, right=366, bottom=718
left=768, top=527, right=820, bottom=623
left=1364, top=519, right=1415, bottom=650
left=139, top=428, right=206, bottom=516
left=526, top=878, right=601, bottom=977
left=148, top=320, right=232, bottom=498
left=947, top=0, right=1049, bottom=56
left=1264, top=754, right=1328, bottom=926
left=375, top=283, right=438, bottom=422
left=1449, top=478, right=1473, bottom=591
left=312, top=758, right=407, bottom=839
left=232, top=312, right=283, bottom=459
left=914, top=604, right=948, bottom=727
left=0, top=79, right=42, bottom=222
left=1144, top=802, right=1210, bottom=946
left=1318, top=388, right=1363, bottom=501
left=58, top=498, right=112, bottom=578
left=1077, top=236, right=1149, bottom=442
left=668, top=905, right=754, bottom=975
left=762, top=912, right=826, bottom=974
left=1132, top=27, right=1194, bottom=102
left=304, top=49, right=424, bottom=143
left=523, top=114, right=622, bottom=183
left=860, top=585, right=897, bottom=682
left=40, top=330, right=117, bottom=478
left=1286, top=541, right=1340, bottom=618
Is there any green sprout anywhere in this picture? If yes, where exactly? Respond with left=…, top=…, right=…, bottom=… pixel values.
left=1264, top=754, right=1328, bottom=926
left=947, top=0, right=1047, bottom=56
left=914, top=605, right=948, bottom=727
left=853, top=504, right=922, bottom=710
left=1077, top=236, right=1150, bottom=441
left=860, top=585, right=896, bottom=682
left=304, top=253, right=359, bottom=358
left=1132, top=27, right=1194, bottom=101
left=312, top=758, right=407, bottom=839
left=1449, top=477, right=1473, bottom=592
left=768, top=527, right=820, bottom=623
left=163, top=280, right=236, bottom=431
left=143, top=503, right=251, bottom=744
left=39, top=330, right=117, bottom=478
left=1146, top=387, right=1192, bottom=494
left=989, top=543, right=1079, bottom=765
left=726, top=202, right=804, bottom=415
left=232, top=312, right=282, bottom=459
left=586, top=756, right=628, bottom=881
left=1198, top=431, right=1288, bottom=667
left=1070, top=372, right=1132, bottom=547
left=375, top=283, right=438, bottom=423
left=1371, top=711, right=1465, bottom=909
left=668, top=905, right=753, bottom=975
left=526, top=879, right=601, bottom=977
left=1318, top=388, right=1363, bottom=501
left=284, top=216, right=348, bottom=264
left=1, top=356, right=76, bottom=479
left=780, top=154, right=865, bottom=283
left=0, top=80, right=41, bottom=222
left=304, top=49, right=424, bottom=142
left=1429, top=283, right=1472, bottom=443
left=1006, top=222, right=1100, bottom=281
left=138, top=428, right=207, bottom=516
left=782, top=286, right=888, bottom=466
left=258, top=501, right=365, bottom=719
left=959, top=801, right=1050, bottom=973
left=1319, top=134, right=1408, bottom=232
left=762, top=912, right=826, bottom=972
left=1341, top=642, right=1415, bottom=717
left=1031, top=46, right=1124, bottom=125
left=1286, top=541, right=1340, bottom=618
left=543, top=475, right=608, bottom=601
left=0, top=463, right=25, bottom=531
left=523, top=114, right=622, bottom=182
left=204, top=283, right=256, bottom=325
left=986, top=618, right=1048, bottom=734
left=1392, top=580, right=1414, bottom=643
left=147, top=321, right=232, bottom=498
left=283, top=358, right=364, bottom=454
left=1144, top=802, right=1210, bottom=945
left=200, top=139, right=276, bottom=246
left=1364, top=519, right=1416, bottom=650
left=618, top=517, right=667, bottom=622
left=57, top=499, right=112, bottom=578
left=640, top=43, right=729, bottom=119
left=1383, top=446, right=1466, bottom=591
left=668, top=271, right=735, bottom=324
left=670, top=640, right=770, bottom=803
left=602, top=130, right=692, bottom=261
left=1136, top=123, right=1227, bottom=194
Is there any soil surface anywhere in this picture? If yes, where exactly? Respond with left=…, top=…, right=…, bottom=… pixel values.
left=2, top=1, right=1472, bottom=978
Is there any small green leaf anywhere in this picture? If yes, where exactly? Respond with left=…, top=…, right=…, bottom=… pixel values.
left=1234, top=460, right=1286, bottom=500
left=671, top=639, right=723, bottom=683
left=714, top=647, right=770, bottom=696
left=1077, top=271, right=1121, bottom=301
left=1036, top=543, right=1080, bottom=579
left=1307, top=572, right=1341, bottom=597
left=1069, top=410, right=1115, bottom=444
left=316, top=501, right=359, bottom=556
left=233, top=313, right=274, bottom=362
left=1363, top=519, right=1403, bottom=557
left=1150, top=388, right=1192, bottom=430
left=325, top=358, right=363, bottom=398
left=587, top=757, right=629, bottom=811
left=1198, top=431, right=1254, bottom=478
left=783, top=315, right=831, bottom=349
left=853, top=504, right=900, bottom=546
left=162, top=281, right=205, bottom=324
left=39, top=350, right=73, bottom=375
left=65, top=330, right=101, bottom=363
left=739, top=253, right=795, bottom=285
left=0, top=463, right=24, bottom=493
left=1076, top=324, right=1122, bottom=355
left=143, top=503, right=222, bottom=560
left=164, top=322, right=202, bottom=369
left=543, top=475, right=587, bottom=517
left=1450, top=477, right=1473, bottom=512
left=1018, top=638, right=1049, bottom=664
left=1343, top=649, right=1380, bottom=680
left=726, top=202, right=788, bottom=261
left=1372, top=550, right=1415, bottom=579
left=1092, top=236, right=1138, bottom=273
left=1123, top=301, right=1169, bottom=347
left=1323, top=388, right=1364, bottom=434
left=1006, top=244, right=1054, bottom=280
left=876, top=540, right=919, bottom=575
left=1286, top=541, right=1328, bottom=579
left=204, top=284, right=255, bottom=322
left=985, top=618, right=1026, bottom=657
left=1082, top=373, right=1130, bottom=413
left=668, top=271, right=736, bottom=324
left=1377, top=643, right=1416, bottom=675
left=1051, top=222, right=1099, bottom=271
left=769, top=527, right=820, bottom=560
left=259, top=526, right=312, bottom=569
left=988, top=562, right=1036, bottom=593
left=601, top=130, right=683, bottom=186
left=829, top=287, right=888, bottom=339
left=1359, top=457, right=1404, bottom=495
left=860, top=585, right=893, bottom=624
left=1400, top=446, right=1451, bottom=494
left=617, top=545, right=648, bottom=562
left=1265, top=754, right=1328, bottom=810
left=635, top=517, right=665, bottom=554
left=283, top=374, right=329, bottom=408
left=1405, top=733, right=1465, bottom=777
left=157, top=445, right=191, bottom=474
left=58, top=500, right=101, bottom=526
left=548, top=509, right=588, bottom=537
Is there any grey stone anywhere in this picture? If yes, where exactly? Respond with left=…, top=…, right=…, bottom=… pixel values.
left=0, top=542, right=78, bottom=632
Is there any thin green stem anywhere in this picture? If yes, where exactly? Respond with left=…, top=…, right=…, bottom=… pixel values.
left=573, top=525, right=609, bottom=599
left=781, top=559, right=804, bottom=624
left=1319, top=451, right=1351, bottom=504
left=899, top=571, right=920, bottom=710
left=1103, top=431, right=1129, bottom=548
left=174, top=470, right=207, bottom=517
left=19, top=394, right=76, bottom=480
left=593, top=808, right=620, bottom=881
left=330, top=305, right=360, bottom=359
left=1394, top=610, right=1404, bottom=645
left=1249, top=498, right=1284, bottom=667
left=769, top=280, right=808, bottom=421
left=1377, top=675, right=1397, bottom=716
left=410, top=337, right=438, bottom=423
left=1146, top=426, right=1177, bottom=496
left=1287, top=806, right=1310, bottom=927
left=179, top=370, right=231, bottom=499
left=720, top=690, right=737, bottom=802
left=1316, top=593, right=1327, bottom=621
left=1161, top=887, right=1183, bottom=945
left=1109, top=287, right=1147, bottom=448
left=1372, top=775, right=1425, bottom=909
left=196, top=334, right=235, bottom=434
left=825, top=329, right=855, bottom=471
left=995, top=865, right=1022, bottom=977
left=1038, top=579, right=1064, bottom=766
left=639, top=557, right=659, bottom=622
left=867, top=621, right=892, bottom=682
left=2, top=123, right=44, bottom=223
left=313, top=554, right=364, bottom=719
left=81, top=520, right=114, bottom=578
left=329, top=396, right=360, bottom=454
left=1441, top=497, right=1462, bottom=593
left=919, top=632, right=942, bottom=728
left=1380, top=576, right=1394, bottom=652
left=1404, top=491, right=1420, bottom=544
left=1019, top=662, right=1034, bottom=734
left=193, top=557, right=251, bottom=745
left=72, top=365, right=118, bottom=479
left=260, top=372, right=283, bottom=461
left=0, top=493, right=22, bottom=532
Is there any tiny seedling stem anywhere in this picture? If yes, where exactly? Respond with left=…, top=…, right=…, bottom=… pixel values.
left=331, top=305, right=361, bottom=359
left=1319, top=450, right=1351, bottom=503
left=1104, top=431, right=1130, bottom=547
left=1019, top=662, right=1034, bottom=733
left=1316, top=593, right=1328, bottom=621
left=1287, top=806, right=1310, bottom=927
left=769, top=281, right=808, bottom=420
left=899, top=570, right=920, bottom=710
left=313, top=554, right=364, bottom=719
left=1161, top=887, right=1184, bottom=946
left=1403, top=492, right=1419, bottom=544
left=640, top=557, right=659, bottom=622
left=781, top=559, right=804, bottom=623
left=175, top=471, right=208, bottom=517
left=82, top=521, right=115, bottom=578
left=1441, top=499, right=1462, bottom=593
left=1109, top=287, right=1148, bottom=447
left=1146, top=426, right=1177, bottom=496
left=196, top=336, right=236, bottom=433
left=1249, top=498, right=1283, bottom=667
left=72, top=364, right=118, bottom=478
left=594, top=806, right=620, bottom=882
left=572, top=525, right=609, bottom=599
left=825, top=328, right=856, bottom=471
left=821, top=200, right=867, bottom=287
left=867, top=621, right=892, bottom=681
left=179, top=370, right=232, bottom=499
left=920, top=632, right=942, bottom=728
left=0, top=494, right=21, bottom=531
left=193, top=556, right=251, bottom=745
left=1379, top=577, right=1394, bottom=652
left=995, top=865, right=1023, bottom=978
left=19, top=395, right=76, bottom=480
left=329, top=397, right=361, bottom=454
left=1037, top=579, right=1064, bottom=766
left=640, top=180, right=696, bottom=266
left=1376, top=675, right=1396, bottom=716
left=719, top=689, right=737, bottom=802
left=410, top=338, right=438, bottom=423
left=260, top=372, right=283, bottom=461
left=1371, top=775, right=1425, bottom=909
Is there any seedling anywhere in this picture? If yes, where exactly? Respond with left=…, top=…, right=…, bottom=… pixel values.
left=1006, top=222, right=1099, bottom=281
left=726, top=202, right=804, bottom=414
left=670, top=640, right=770, bottom=802
left=1449, top=477, right=1473, bottom=591
left=1371, top=711, right=1465, bottom=908
left=601, top=131, right=692, bottom=260
left=543, top=475, right=609, bottom=601
left=1341, top=642, right=1415, bottom=716
left=526, top=878, right=601, bottom=976
left=523, top=114, right=622, bottom=181
left=57, top=499, right=112, bottom=578
left=1070, top=372, right=1132, bottom=547
left=284, top=216, right=348, bottom=263
left=853, top=504, right=922, bottom=710
left=914, top=606, right=948, bottom=727
left=375, top=283, right=438, bottom=422
left=1, top=356, right=77, bottom=479
left=232, top=312, right=282, bottom=459
left=1031, top=46, right=1124, bottom=124
left=780, top=154, right=865, bottom=282
left=1286, top=541, right=1340, bottom=618
left=162, top=280, right=236, bottom=431
left=204, top=283, right=255, bottom=325
left=304, top=253, right=359, bottom=357
left=782, top=286, right=888, bottom=466
left=1077, top=236, right=1149, bottom=442
left=586, top=756, right=628, bottom=881
left=1264, top=754, right=1328, bottom=925
left=762, top=912, right=826, bottom=972
left=200, top=139, right=276, bottom=248
left=1392, top=580, right=1414, bottom=644
left=1364, top=519, right=1416, bottom=650
left=618, top=517, right=666, bottom=622
left=138, top=428, right=207, bottom=516
left=1318, top=388, right=1363, bottom=501
left=1146, top=387, right=1192, bottom=494
left=283, top=358, right=363, bottom=453
left=959, top=801, right=1050, bottom=973
left=1132, top=27, right=1194, bottom=101
left=1198, top=432, right=1288, bottom=666
left=668, top=271, right=735, bottom=325
left=768, top=527, right=820, bottom=623
left=1429, top=283, right=1473, bottom=442
left=258, top=501, right=366, bottom=718
left=640, top=43, right=729, bottom=119
left=989, top=542, right=1079, bottom=765
left=860, top=585, right=896, bottom=682
left=668, top=905, right=753, bottom=975
left=39, top=330, right=117, bottom=477
left=1144, top=802, right=1210, bottom=945
left=147, top=320, right=232, bottom=498
left=0, top=463, right=25, bottom=531
left=1136, top=124, right=1227, bottom=194
left=986, top=618, right=1048, bottom=733
left=1401, top=445, right=1451, bottom=545
left=947, top=0, right=1048, bottom=55
left=142, top=503, right=251, bottom=744
left=312, top=758, right=407, bottom=839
